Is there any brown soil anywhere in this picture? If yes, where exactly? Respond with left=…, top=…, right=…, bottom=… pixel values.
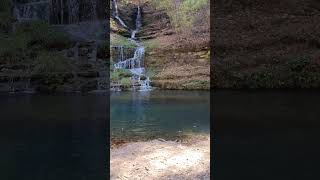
left=213, top=0, right=320, bottom=88
left=110, top=135, right=210, bottom=180
left=139, top=2, right=210, bottom=90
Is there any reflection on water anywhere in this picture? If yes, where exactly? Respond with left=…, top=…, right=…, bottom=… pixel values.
left=111, top=90, right=210, bottom=140
left=213, top=91, right=320, bottom=179
left=0, top=93, right=108, bottom=180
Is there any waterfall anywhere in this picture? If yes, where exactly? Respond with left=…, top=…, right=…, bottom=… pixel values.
left=131, top=6, right=142, bottom=39
left=13, top=0, right=50, bottom=22
left=68, top=0, right=79, bottom=24
left=114, top=47, right=144, bottom=70
left=112, top=0, right=128, bottom=28
left=113, top=4, right=152, bottom=91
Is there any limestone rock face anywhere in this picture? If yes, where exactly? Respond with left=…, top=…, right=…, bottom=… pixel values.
left=14, top=0, right=106, bottom=24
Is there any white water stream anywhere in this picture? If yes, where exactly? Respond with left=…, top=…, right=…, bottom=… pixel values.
left=112, top=0, right=152, bottom=91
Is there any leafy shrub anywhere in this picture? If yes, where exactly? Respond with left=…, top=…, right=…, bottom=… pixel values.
left=150, top=0, right=209, bottom=33
left=286, top=57, right=310, bottom=72
left=15, top=21, right=73, bottom=50
left=33, top=51, right=71, bottom=74
left=110, top=69, right=133, bottom=82
left=0, top=33, right=28, bottom=62
left=249, top=71, right=275, bottom=88
left=0, top=0, right=12, bottom=32
left=120, top=77, right=131, bottom=88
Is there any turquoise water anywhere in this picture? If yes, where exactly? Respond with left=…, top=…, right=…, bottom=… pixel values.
left=110, top=90, right=210, bottom=140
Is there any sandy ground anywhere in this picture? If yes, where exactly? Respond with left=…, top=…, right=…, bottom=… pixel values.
left=110, top=135, right=210, bottom=180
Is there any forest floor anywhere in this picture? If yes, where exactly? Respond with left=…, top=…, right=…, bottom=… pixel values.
left=110, top=134, right=210, bottom=180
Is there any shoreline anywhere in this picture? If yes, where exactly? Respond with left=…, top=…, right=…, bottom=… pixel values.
left=111, top=134, right=210, bottom=179
left=110, top=133, right=210, bottom=148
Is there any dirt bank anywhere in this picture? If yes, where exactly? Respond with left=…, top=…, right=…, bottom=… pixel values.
left=110, top=135, right=210, bottom=180
left=141, top=2, right=210, bottom=90
left=213, top=0, right=320, bottom=89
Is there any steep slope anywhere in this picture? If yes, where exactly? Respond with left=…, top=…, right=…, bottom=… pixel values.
left=213, top=0, right=320, bottom=89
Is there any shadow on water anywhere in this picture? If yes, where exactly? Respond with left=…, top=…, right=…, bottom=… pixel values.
left=0, top=93, right=108, bottom=180
left=213, top=90, right=320, bottom=179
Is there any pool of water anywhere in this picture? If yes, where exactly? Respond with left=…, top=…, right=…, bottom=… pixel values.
left=0, top=93, right=108, bottom=180
left=213, top=90, right=320, bottom=179
left=111, top=90, right=210, bottom=140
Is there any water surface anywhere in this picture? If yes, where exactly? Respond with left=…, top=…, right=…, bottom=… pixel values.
left=111, top=90, right=210, bottom=140
left=213, top=91, right=320, bottom=179
left=0, top=93, right=108, bottom=180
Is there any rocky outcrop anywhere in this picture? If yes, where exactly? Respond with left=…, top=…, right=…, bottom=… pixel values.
left=0, top=41, right=107, bottom=93
left=137, top=2, right=173, bottom=40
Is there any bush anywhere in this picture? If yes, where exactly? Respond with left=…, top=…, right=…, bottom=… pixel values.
left=33, top=51, right=71, bottom=74
left=0, top=33, right=29, bottom=63
left=110, top=69, right=133, bottom=82
left=0, top=0, right=12, bottom=32
left=15, top=21, right=73, bottom=50
left=150, top=0, right=209, bottom=33
left=286, top=57, right=310, bottom=72
left=120, top=77, right=131, bottom=88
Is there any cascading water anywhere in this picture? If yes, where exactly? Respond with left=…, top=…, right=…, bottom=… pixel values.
left=112, top=3, right=152, bottom=91
left=13, top=0, right=50, bottom=22
left=112, top=0, right=128, bottom=28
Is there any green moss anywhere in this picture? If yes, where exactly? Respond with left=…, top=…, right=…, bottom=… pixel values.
left=111, top=33, right=135, bottom=48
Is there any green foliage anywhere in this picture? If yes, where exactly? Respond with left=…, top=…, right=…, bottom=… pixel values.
left=249, top=71, right=275, bottom=88
left=111, top=69, right=133, bottom=82
left=286, top=57, right=310, bottom=72
left=120, top=77, right=131, bottom=88
left=0, top=33, right=29, bottom=62
left=111, top=33, right=135, bottom=48
left=150, top=0, right=209, bottom=33
left=33, top=51, right=71, bottom=74
left=0, top=20, right=73, bottom=65
left=15, top=21, right=73, bottom=50
left=0, top=0, right=12, bottom=32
